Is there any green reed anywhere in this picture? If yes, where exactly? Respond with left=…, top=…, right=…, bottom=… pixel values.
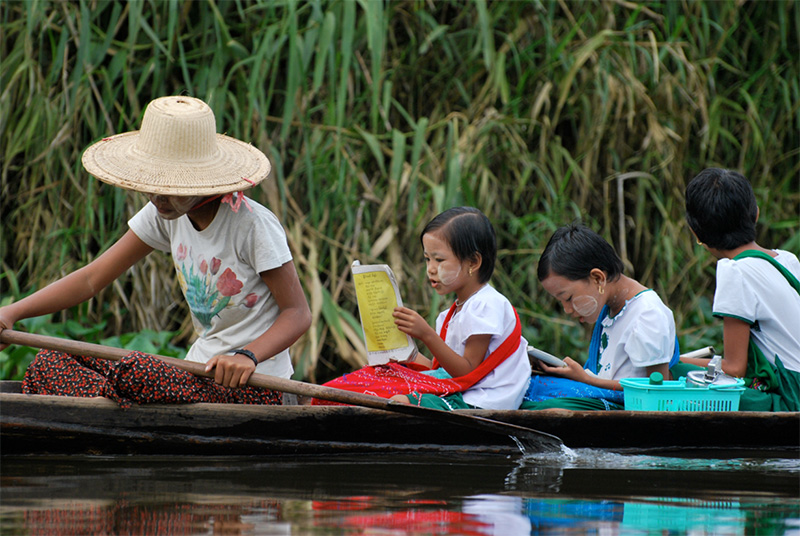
left=1, top=0, right=798, bottom=382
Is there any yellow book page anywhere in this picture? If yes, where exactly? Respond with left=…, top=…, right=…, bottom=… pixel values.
left=353, top=270, right=408, bottom=352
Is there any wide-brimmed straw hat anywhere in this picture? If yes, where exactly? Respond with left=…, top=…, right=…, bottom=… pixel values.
left=81, top=96, right=271, bottom=196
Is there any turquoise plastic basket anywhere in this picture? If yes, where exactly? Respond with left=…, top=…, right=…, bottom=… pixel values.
left=620, top=377, right=745, bottom=412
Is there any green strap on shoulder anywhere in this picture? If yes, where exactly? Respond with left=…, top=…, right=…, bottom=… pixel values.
left=733, top=249, right=800, bottom=294
left=733, top=249, right=800, bottom=410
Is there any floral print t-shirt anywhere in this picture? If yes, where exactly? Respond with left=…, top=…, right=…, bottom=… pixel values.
left=129, top=197, right=294, bottom=378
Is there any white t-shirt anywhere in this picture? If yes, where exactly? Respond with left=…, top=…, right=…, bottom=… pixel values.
left=596, top=289, right=676, bottom=380
left=462, top=495, right=531, bottom=535
left=129, top=198, right=295, bottom=378
left=434, top=285, right=531, bottom=410
left=713, top=249, right=800, bottom=372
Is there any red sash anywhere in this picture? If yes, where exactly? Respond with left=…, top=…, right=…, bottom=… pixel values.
left=312, top=304, right=522, bottom=404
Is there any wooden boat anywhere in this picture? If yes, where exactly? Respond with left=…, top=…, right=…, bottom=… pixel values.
left=2, top=381, right=797, bottom=457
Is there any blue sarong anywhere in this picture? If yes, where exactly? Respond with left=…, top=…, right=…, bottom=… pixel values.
left=523, top=304, right=680, bottom=408
left=523, top=375, right=624, bottom=404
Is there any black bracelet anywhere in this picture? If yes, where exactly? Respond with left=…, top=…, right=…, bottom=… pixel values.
left=233, top=349, right=259, bottom=368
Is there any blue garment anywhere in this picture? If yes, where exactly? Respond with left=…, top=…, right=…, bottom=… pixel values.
left=524, top=375, right=624, bottom=404
left=525, top=303, right=679, bottom=405
left=584, top=305, right=609, bottom=374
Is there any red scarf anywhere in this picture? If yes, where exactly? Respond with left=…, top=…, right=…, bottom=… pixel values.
left=313, top=304, right=522, bottom=404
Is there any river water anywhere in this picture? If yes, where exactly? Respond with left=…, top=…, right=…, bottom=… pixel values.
left=1, top=447, right=798, bottom=535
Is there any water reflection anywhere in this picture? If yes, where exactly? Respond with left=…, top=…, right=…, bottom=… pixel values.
left=1, top=450, right=798, bottom=535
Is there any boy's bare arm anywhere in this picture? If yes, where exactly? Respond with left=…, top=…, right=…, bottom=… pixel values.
left=680, top=356, right=712, bottom=367
left=253, top=260, right=312, bottom=357
left=0, top=230, right=152, bottom=349
left=721, top=316, right=750, bottom=377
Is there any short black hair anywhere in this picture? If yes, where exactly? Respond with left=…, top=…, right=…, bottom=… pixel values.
left=685, top=168, right=758, bottom=250
left=537, top=223, right=624, bottom=282
left=421, top=207, right=496, bottom=284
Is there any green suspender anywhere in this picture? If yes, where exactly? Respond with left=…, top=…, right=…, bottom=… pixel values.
left=734, top=250, right=800, bottom=294
left=733, top=250, right=800, bottom=411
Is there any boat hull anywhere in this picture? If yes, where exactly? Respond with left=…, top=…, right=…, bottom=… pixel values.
left=1, top=382, right=797, bottom=456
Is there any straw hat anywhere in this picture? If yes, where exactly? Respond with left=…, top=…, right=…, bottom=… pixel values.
left=81, top=96, right=271, bottom=196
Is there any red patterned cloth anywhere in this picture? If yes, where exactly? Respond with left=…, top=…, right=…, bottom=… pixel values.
left=22, top=349, right=282, bottom=408
left=313, top=305, right=521, bottom=405
left=20, top=499, right=282, bottom=536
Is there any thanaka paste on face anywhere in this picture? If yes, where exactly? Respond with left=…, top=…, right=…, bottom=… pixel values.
left=437, top=261, right=462, bottom=286
left=572, top=294, right=599, bottom=318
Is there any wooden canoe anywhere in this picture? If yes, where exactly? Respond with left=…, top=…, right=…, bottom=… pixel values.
left=2, top=382, right=797, bottom=456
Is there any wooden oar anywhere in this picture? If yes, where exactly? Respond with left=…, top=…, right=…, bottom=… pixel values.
left=0, top=329, right=563, bottom=449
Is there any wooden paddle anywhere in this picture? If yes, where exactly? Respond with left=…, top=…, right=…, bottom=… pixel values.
left=0, top=329, right=563, bottom=449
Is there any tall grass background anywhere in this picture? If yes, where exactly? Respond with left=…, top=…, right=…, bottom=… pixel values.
left=1, top=0, right=798, bottom=382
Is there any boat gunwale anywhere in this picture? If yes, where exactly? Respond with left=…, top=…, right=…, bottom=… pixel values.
left=2, top=384, right=797, bottom=455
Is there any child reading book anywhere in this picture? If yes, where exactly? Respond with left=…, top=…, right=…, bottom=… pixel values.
left=522, top=223, right=679, bottom=411
left=314, top=207, right=531, bottom=410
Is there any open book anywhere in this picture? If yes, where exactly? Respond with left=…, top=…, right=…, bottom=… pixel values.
left=351, top=261, right=418, bottom=365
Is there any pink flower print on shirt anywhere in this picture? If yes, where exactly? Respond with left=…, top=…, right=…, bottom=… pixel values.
left=244, top=293, right=259, bottom=308
left=176, top=243, right=188, bottom=261
left=217, top=268, right=244, bottom=296
left=181, top=261, right=244, bottom=330
left=210, top=257, right=221, bottom=275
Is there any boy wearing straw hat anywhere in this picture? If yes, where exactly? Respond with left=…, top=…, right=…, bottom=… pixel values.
left=0, top=96, right=311, bottom=404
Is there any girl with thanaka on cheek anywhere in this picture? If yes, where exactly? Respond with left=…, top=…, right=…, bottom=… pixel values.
left=522, top=223, right=679, bottom=411
left=315, top=207, right=531, bottom=411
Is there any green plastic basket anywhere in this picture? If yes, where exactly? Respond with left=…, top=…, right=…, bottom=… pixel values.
left=620, top=377, right=745, bottom=412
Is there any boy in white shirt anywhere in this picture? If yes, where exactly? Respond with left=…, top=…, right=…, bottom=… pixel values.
left=684, top=167, right=800, bottom=411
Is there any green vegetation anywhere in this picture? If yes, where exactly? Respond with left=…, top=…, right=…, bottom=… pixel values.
left=1, top=1, right=798, bottom=383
